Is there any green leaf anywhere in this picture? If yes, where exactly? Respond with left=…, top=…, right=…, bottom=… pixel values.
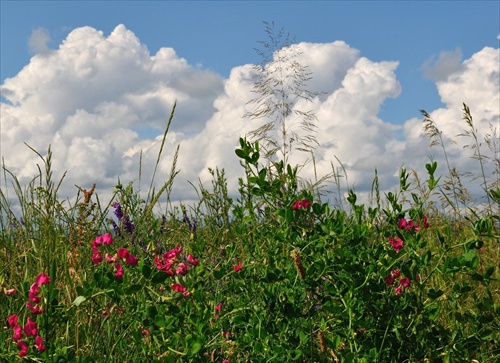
left=190, top=342, right=202, bottom=355
left=151, top=271, right=169, bottom=284
left=72, top=296, right=86, bottom=307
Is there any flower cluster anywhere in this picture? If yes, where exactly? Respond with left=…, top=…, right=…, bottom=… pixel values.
left=154, top=245, right=199, bottom=297
left=7, top=273, right=50, bottom=357
left=384, top=269, right=411, bottom=295
left=398, top=216, right=429, bottom=232
left=292, top=198, right=312, bottom=210
left=111, top=202, right=135, bottom=235
left=91, top=233, right=139, bottom=278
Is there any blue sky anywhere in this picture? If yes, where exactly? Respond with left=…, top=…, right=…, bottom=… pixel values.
left=1, top=1, right=499, bottom=206
left=2, top=1, right=499, bottom=124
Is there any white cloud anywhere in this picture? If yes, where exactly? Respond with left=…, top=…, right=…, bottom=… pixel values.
left=1, top=24, right=498, bottom=212
left=28, top=27, right=51, bottom=54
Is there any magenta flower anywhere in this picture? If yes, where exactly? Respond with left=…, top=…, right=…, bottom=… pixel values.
left=105, top=253, right=117, bottom=263
left=301, top=198, right=312, bottom=209
left=400, top=277, right=411, bottom=288
left=389, top=237, right=404, bottom=253
left=170, top=283, right=187, bottom=293
left=91, top=236, right=102, bottom=248
left=215, top=303, right=223, bottom=319
left=101, top=232, right=114, bottom=245
left=394, top=286, right=403, bottom=295
left=36, top=272, right=51, bottom=286
left=24, top=317, right=38, bottom=337
left=26, top=301, right=44, bottom=315
left=17, top=340, right=28, bottom=357
left=176, top=262, right=189, bottom=276
left=384, top=275, right=395, bottom=287
left=233, top=261, right=243, bottom=272
left=115, top=264, right=124, bottom=278
left=35, top=335, right=46, bottom=352
left=7, top=314, right=19, bottom=328
left=117, top=247, right=130, bottom=259
left=4, top=288, right=16, bottom=296
left=91, top=251, right=103, bottom=264
left=423, top=216, right=429, bottom=228
left=187, top=254, right=199, bottom=266
left=13, top=325, right=23, bottom=341
left=125, top=253, right=138, bottom=266
left=391, top=269, right=401, bottom=278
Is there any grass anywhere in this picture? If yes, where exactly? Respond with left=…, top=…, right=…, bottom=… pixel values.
left=0, top=104, right=499, bottom=363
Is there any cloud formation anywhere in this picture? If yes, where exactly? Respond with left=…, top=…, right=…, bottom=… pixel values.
left=1, top=24, right=498, bottom=210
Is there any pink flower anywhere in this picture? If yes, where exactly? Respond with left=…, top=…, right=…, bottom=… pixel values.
left=233, top=261, right=243, bottom=272
left=170, top=283, right=186, bottom=293
left=101, top=232, right=114, bottom=245
left=24, top=317, right=38, bottom=337
left=26, top=301, right=44, bottom=315
left=141, top=328, right=150, bottom=335
left=422, top=216, right=429, bottom=228
left=105, top=253, right=117, bottom=263
left=400, top=277, right=411, bottom=288
left=36, top=272, right=51, bottom=286
left=117, top=247, right=130, bottom=259
left=398, top=218, right=407, bottom=230
left=301, top=198, right=311, bottom=209
left=389, top=237, right=404, bottom=253
left=17, top=340, right=28, bottom=357
left=92, top=251, right=103, bottom=264
left=222, top=360, right=230, bottom=363
left=187, top=254, right=199, bottom=266
left=176, top=262, right=189, bottom=275
left=4, top=288, right=16, bottom=296
left=29, top=283, right=40, bottom=295
left=92, top=236, right=102, bottom=248
left=115, top=264, right=124, bottom=278
left=13, top=325, right=23, bottom=341
left=35, top=335, right=46, bottom=352
left=125, top=253, right=138, bottom=266
left=394, top=286, right=403, bottom=295
left=384, top=275, right=395, bottom=287
left=292, top=200, right=302, bottom=210
left=391, top=269, right=401, bottom=278
left=8, top=314, right=19, bottom=328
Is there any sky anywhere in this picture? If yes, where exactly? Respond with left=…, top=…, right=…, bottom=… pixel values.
left=1, top=1, right=499, bottom=211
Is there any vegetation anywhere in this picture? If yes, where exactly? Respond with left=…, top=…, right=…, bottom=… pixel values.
left=1, top=24, right=499, bottom=363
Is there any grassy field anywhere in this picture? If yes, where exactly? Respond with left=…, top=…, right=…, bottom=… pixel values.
left=1, top=104, right=499, bottom=362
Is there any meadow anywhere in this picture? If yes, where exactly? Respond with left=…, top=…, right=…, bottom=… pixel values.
left=0, top=101, right=499, bottom=363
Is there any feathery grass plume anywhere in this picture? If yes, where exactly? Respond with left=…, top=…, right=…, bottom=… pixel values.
left=318, top=330, right=327, bottom=353
left=458, top=103, right=497, bottom=212
left=290, top=247, right=306, bottom=279
left=421, top=109, right=461, bottom=216
left=245, top=21, right=323, bottom=166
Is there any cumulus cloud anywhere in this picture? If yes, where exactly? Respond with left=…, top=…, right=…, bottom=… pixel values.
left=422, top=48, right=464, bottom=82
left=28, top=27, right=51, bottom=54
left=1, top=24, right=498, bottom=212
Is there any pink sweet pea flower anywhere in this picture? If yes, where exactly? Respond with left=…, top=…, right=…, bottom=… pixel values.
left=91, top=236, right=102, bottom=248
left=398, top=218, right=407, bottom=230
left=389, top=237, right=404, bottom=253
left=391, top=269, right=401, bottom=278
left=105, top=253, right=117, bottom=263
left=292, top=200, right=302, bottom=210
left=233, top=261, right=243, bottom=272
left=170, top=283, right=186, bottom=293
left=36, top=272, right=51, bottom=286
left=400, top=277, right=411, bottom=288
left=24, top=317, right=38, bottom=337
left=26, top=301, right=44, bottom=315
left=5, top=288, right=16, bottom=296
left=101, top=232, right=114, bottom=245
left=394, top=286, right=403, bottom=295
left=301, top=198, right=311, bottom=209
left=176, top=262, right=189, bottom=275
left=384, top=275, right=395, bottom=287
left=35, top=335, right=47, bottom=352
left=117, top=247, right=130, bottom=259
left=17, top=340, right=28, bottom=357
left=187, top=254, right=199, bottom=266
left=141, top=328, right=150, bottom=335
left=13, top=325, right=23, bottom=341
left=115, top=264, right=124, bottom=278
left=8, top=314, right=19, bottom=328
left=423, top=216, right=429, bottom=228
left=91, top=251, right=103, bottom=264
left=125, top=253, right=138, bottom=266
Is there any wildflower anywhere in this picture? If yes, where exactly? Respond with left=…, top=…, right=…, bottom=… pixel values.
left=26, top=301, right=44, bottom=315
left=292, top=198, right=312, bottom=210
left=301, top=198, right=312, bottom=209
left=233, top=261, right=243, bottom=272
left=391, top=269, right=401, bottom=278
left=115, top=264, right=124, bottom=278
left=222, top=359, right=230, bottom=363
left=384, top=275, right=395, bottom=287
left=28, top=283, right=41, bottom=303
left=5, top=288, right=16, bottom=296
left=397, top=218, right=407, bottom=230
left=17, top=340, right=28, bottom=357
left=394, top=286, right=403, bottom=295
left=389, top=237, right=404, bottom=253
left=422, top=216, right=429, bottom=228
left=24, top=317, right=38, bottom=337
left=35, top=335, right=46, bottom=352
left=117, top=247, right=130, bottom=259
left=187, top=254, right=199, bottom=266
left=176, top=262, right=189, bottom=276
left=13, top=325, right=23, bottom=340
left=105, top=253, right=117, bottom=263
left=91, top=251, right=103, bottom=265
left=292, top=200, right=302, bottom=210
left=170, top=283, right=187, bottom=293
left=101, top=232, right=114, bottom=245
left=400, top=277, right=411, bottom=288
left=125, top=253, right=138, bottom=266
left=113, top=202, right=123, bottom=220
left=141, top=328, right=150, bottom=335
left=8, top=314, right=19, bottom=328
left=215, top=303, right=223, bottom=319
left=223, top=331, right=230, bottom=338
left=35, top=272, right=51, bottom=286
left=91, top=236, right=102, bottom=248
